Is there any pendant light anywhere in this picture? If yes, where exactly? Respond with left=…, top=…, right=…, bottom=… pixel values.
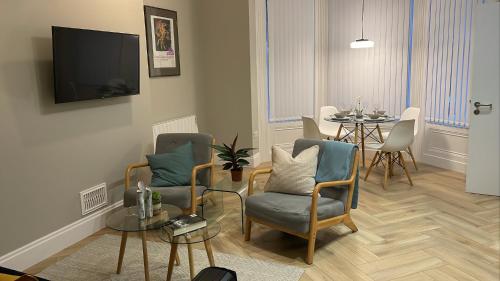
left=350, top=0, right=374, bottom=48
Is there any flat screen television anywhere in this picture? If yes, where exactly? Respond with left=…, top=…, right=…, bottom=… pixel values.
left=52, top=26, right=140, bottom=103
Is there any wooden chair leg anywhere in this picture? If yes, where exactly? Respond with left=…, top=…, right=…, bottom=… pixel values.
left=399, top=151, right=414, bottom=186
left=383, top=153, right=390, bottom=189
left=306, top=230, right=317, bottom=265
left=407, top=146, right=418, bottom=170
left=343, top=215, right=358, bottom=232
left=364, top=151, right=380, bottom=181
left=244, top=217, right=252, bottom=241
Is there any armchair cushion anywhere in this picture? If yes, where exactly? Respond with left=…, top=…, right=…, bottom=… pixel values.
left=245, top=192, right=344, bottom=233
left=293, top=139, right=359, bottom=209
left=264, top=145, right=319, bottom=195
left=124, top=185, right=207, bottom=209
left=147, top=141, right=195, bottom=187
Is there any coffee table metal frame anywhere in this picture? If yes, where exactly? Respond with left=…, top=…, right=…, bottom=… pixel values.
left=200, top=176, right=248, bottom=234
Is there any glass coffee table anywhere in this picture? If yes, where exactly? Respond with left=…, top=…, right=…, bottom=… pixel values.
left=201, top=175, right=249, bottom=233
left=106, top=204, right=182, bottom=281
left=159, top=221, right=221, bottom=281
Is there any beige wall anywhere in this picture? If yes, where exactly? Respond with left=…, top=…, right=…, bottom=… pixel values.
left=146, top=0, right=201, bottom=124
left=0, top=0, right=252, bottom=256
left=194, top=0, right=253, bottom=148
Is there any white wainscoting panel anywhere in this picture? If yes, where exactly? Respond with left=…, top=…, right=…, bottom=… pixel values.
left=421, top=123, right=468, bottom=172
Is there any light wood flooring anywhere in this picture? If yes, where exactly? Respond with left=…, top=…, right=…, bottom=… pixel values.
left=27, top=160, right=500, bottom=281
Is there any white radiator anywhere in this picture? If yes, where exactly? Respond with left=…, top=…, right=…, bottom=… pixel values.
left=152, top=115, right=198, bottom=151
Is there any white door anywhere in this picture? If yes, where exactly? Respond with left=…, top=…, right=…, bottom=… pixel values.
left=466, top=2, right=500, bottom=196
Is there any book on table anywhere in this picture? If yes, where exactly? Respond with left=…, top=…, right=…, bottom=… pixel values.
left=164, top=214, right=207, bottom=236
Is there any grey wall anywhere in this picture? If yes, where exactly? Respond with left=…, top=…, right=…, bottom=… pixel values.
left=0, top=0, right=253, bottom=257
left=0, top=0, right=252, bottom=257
left=194, top=0, right=253, bottom=148
left=145, top=0, right=202, bottom=123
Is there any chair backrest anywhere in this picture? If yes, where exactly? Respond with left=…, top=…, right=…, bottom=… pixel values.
left=292, top=139, right=354, bottom=205
left=318, top=106, right=341, bottom=136
left=156, top=133, right=213, bottom=186
left=400, top=107, right=420, bottom=136
left=381, top=120, right=415, bottom=152
left=302, top=116, right=322, bottom=140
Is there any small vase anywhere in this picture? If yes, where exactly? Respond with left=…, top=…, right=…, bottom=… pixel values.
left=231, top=169, right=243, bottom=182
left=152, top=203, right=162, bottom=216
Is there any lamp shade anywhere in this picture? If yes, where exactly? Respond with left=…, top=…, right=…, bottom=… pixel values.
left=350, top=39, right=375, bottom=49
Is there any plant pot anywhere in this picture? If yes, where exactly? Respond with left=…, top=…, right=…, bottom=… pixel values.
left=231, top=169, right=243, bottom=182
left=152, top=202, right=162, bottom=216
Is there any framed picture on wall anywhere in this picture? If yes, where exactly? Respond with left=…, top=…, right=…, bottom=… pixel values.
left=144, top=6, right=180, bottom=77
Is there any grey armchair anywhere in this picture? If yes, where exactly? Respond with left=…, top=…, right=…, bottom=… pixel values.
left=244, top=139, right=359, bottom=264
left=123, top=133, right=214, bottom=214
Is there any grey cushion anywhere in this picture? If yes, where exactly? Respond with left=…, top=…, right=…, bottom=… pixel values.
left=155, top=133, right=213, bottom=187
left=124, top=186, right=207, bottom=209
left=245, top=192, right=345, bottom=233
left=292, top=139, right=348, bottom=204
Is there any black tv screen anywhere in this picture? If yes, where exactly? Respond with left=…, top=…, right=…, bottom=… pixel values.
left=52, top=26, right=139, bottom=103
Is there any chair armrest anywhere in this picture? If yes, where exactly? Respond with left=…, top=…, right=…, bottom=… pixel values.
left=125, top=162, right=149, bottom=190
left=247, top=168, right=272, bottom=196
left=190, top=162, right=214, bottom=214
left=310, top=150, right=359, bottom=221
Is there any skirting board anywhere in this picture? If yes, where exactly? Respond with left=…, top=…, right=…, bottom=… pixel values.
left=0, top=200, right=123, bottom=271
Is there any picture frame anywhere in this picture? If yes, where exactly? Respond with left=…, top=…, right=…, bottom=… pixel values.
left=144, top=6, right=180, bottom=77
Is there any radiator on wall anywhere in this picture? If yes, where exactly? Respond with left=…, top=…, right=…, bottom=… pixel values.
left=152, top=115, right=199, bottom=151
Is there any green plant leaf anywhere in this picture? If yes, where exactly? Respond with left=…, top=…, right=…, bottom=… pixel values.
left=218, top=154, right=234, bottom=161
left=210, top=144, right=230, bottom=153
left=222, top=162, right=233, bottom=170
left=231, top=134, right=238, bottom=152
left=237, top=159, right=250, bottom=165
left=235, top=152, right=250, bottom=158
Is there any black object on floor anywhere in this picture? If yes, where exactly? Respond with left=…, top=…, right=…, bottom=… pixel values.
left=0, top=266, right=49, bottom=280
left=193, top=266, right=237, bottom=281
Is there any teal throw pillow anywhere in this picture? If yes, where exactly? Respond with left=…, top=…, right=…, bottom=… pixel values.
left=147, top=142, right=195, bottom=187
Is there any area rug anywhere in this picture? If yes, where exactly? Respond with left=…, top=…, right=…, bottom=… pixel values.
left=38, top=234, right=304, bottom=281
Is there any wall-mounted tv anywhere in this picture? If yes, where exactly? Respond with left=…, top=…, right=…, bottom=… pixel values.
left=52, top=26, right=140, bottom=104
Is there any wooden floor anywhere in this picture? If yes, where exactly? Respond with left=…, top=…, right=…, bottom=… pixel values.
left=27, top=160, right=500, bottom=281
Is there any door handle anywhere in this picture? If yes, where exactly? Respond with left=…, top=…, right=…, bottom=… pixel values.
left=473, top=102, right=493, bottom=115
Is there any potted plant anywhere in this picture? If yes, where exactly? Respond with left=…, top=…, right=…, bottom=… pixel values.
left=211, top=134, right=255, bottom=182
left=152, top=191, right=162, bottom=216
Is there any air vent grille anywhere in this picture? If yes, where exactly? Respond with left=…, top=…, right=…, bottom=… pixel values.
left=80, top=183, right=108, bottom=215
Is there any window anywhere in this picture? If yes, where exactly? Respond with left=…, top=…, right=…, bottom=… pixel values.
left=266, top=0, right=315, bottom=122
left=327, top=0, right=414, bottom=118
left=424, top=0, right=474, bottom=128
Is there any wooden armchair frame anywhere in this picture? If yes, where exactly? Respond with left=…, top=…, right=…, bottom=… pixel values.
left=124, top=139, right=215, bottom=214
left=244, top=151, right=359, bottom=264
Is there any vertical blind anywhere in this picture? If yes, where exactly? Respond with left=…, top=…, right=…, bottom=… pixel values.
left=424, top=0, right=474, bottom=128
left=327, top=0, right=413, bottom=118
left=266, top=0, right=315, bottom=122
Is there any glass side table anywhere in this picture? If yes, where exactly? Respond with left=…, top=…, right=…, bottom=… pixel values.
left=201, top=175, right=249, bottom=233
left=106, top=204, right=182, bottom=281
left=159, top=222, right=221, bottom=281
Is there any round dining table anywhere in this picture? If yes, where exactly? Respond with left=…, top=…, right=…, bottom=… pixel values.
left=324, top=115, right=397, bottom=167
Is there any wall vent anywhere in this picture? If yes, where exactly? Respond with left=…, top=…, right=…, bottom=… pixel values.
left=80, top=183, right=108, bottom=215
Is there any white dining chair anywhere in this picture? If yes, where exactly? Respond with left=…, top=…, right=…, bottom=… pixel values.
left=302, top=116, right=322, bottom=140
left=365, top=120, right=415, bottom=189
left=318, top=106, right=348, bottom=140
left=381, top=107, right=420, bottom=170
